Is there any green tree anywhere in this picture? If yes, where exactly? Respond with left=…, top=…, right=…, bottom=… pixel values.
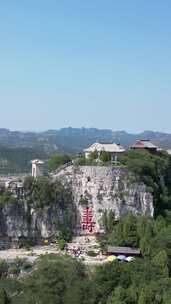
left=152, top=250, right=169, bottom=277
left=57, top=239, right=66, bottom=251
left=102, top=210, right=115, bottom=233
left=120, top=150, right=170, bottom=216
left=107, top=286, right=126, bottom=304
left=154, top=215, right=166, bottom=234
left=48, top=154, right=71, bottom=172
left=137, top=216, right=154, bottom=240
left=122, top=213, right=138, bottom=247
left=140, top=236, right=152, bottom=257
left=23, top=176, right=35, bottom=192
left=64, top=280, right=95, bottom=304
left=22, top=255, right=90, bottom=304
left=0, top=259, right=8, bottom=278
left=138, top=283, right=164, bottom=304
left=0, top=190, right=17, bottom=206
left=151, top=226, right=171, bottom=269
left=89, top=150, right=98, bottom=161
left=99, top=151, right=111, bottom=163
left=0, top=288, right=10, bottom=304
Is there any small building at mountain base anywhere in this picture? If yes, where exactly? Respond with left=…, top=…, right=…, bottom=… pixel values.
left=107, top=246, right=141, bottom=257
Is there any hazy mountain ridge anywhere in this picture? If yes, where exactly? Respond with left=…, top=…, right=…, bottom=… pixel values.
left=0, top=128, right=171, bottom=156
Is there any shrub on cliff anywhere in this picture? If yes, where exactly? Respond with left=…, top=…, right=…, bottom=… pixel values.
left=23, top=176, right=75, bottom=241
left=48, top=154, right=71, bottom=172
left=79, top=195, right=88, bottom=206
left=0, top=191, right=17, bottom=206
left=24, top=176, right=73, bottom=208
left=86, top=251, right=98, bottom=257
left=119, top=150, right=171, bottom=217
left=57, top=239, right=66, bottom=251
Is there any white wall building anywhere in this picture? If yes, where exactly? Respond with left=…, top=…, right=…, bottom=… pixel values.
left=31, top=159, right=44, bottom=178
left=84, top=142, right=125, bottom=161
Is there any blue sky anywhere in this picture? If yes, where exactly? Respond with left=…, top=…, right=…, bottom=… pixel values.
left=0, top=1, right=171, bottom=133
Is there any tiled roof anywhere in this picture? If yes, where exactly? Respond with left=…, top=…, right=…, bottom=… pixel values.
left=131, top=140, right=157, bottom=149
left=107, top=246, right=141, bottom=255
left=84, top=143, right=125, bottom=153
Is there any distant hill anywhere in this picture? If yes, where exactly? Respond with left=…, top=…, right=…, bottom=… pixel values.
left=0, top=128, right=171, bottom=152
left=0, top=128, right=171, bottom=163
left=0, top=144, right=48, bottom=175
left=112, top=130, right=171, bottom=150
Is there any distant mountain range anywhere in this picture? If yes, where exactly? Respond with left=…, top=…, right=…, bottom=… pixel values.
left=0, top=127, right=171, bottom=174
left=0, top=128, right=171, bottom=155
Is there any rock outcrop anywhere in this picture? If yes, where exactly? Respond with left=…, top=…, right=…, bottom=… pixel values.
left=0, top=165, right=154, bottom=248
left=54, top=165, right=154, bottom=233
left=0, top=193, right=75, bottom=248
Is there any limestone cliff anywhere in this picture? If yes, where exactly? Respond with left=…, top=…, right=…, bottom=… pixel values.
left=54, top=166, right=154, bottom=233
left=0, top=191, right=75, bottom=248
left=0, top=165, right=153, bottom=248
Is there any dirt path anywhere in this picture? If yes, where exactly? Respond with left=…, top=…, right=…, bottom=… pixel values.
left=0, top=236, right=107, bottom=265
left=0, top=245, right=60, bottom=262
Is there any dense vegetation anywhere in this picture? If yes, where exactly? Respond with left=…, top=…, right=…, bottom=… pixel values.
left=48, top=154, right=71, bottom=172
left=0, top=188, right=18, bottom=206
left=1, top=244, right=171, bottom=304
left=23, top=176, right=72, bottom=208
left=119, top=150, right=171, bottom=217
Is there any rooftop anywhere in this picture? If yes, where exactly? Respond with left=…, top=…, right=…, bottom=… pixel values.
left=107, top=246, right=141, bottom=255
left=84, top=142, right=125, bottom=153
left=31, top=159, right=44, bottom=165
left=131, top=140, right=157, bottom=149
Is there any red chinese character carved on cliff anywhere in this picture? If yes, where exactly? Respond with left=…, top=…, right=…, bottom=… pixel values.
left=82, top=207, right=95, bottom=233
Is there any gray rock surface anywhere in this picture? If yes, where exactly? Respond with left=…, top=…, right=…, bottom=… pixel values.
left=0, top=200, right=74, bottom=248
left=0, top=165, right=154, bottom=248
left=54, top=166, right=154, bottom=232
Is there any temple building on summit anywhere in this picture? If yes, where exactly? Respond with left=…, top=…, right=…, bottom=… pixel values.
left=131, top=140, right=158, bottom=153
left=84, top=142, right=125, bottom=160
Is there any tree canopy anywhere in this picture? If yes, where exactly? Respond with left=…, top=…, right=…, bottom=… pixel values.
left=48, top=154, right=71, bottom=172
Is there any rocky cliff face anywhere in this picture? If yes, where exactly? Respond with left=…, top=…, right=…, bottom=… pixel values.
left=0, top=202, right=58, bottom=240
left=0, top=165, right=154, bottom=248
left=0, top=195, right=75, bottom=248
left=54, top=166, right=154, bottom=233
